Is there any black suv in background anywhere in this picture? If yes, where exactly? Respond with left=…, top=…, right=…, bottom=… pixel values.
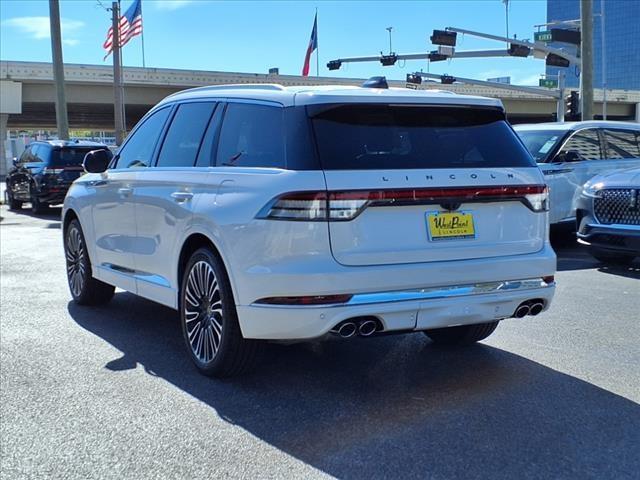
left=5, top=140, right=111, bottom=213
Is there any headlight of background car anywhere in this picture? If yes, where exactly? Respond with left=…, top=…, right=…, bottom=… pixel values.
left=582, top=180, right=605, bottom=198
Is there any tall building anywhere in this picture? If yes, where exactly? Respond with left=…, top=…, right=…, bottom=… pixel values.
left=546, top=0, right=640, bottom=91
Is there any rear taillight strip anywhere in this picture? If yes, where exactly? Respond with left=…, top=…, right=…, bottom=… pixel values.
left=260, top=185, right=548, bottom=221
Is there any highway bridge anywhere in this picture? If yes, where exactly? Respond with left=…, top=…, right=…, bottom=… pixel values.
left=2, top=60, right=639, bottom=174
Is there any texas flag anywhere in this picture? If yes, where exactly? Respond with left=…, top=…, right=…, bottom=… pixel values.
left=301, top=13, right=318, bottom=76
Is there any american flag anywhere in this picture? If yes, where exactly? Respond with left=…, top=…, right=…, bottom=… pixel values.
left=103, top=0, right=143, bottom=60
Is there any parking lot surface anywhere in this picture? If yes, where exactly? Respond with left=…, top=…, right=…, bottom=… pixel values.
left=1, top=205, right=639, bottom=479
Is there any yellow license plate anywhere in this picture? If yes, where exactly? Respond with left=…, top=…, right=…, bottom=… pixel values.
left=427, top=211, right=475, bottom=241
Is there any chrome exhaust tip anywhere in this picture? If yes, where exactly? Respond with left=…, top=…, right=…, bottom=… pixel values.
left=336, top=322, right=357, bottom=338
left=358, top=319, right=378, bottom=337
left=514, top=304, right=530, bottom=318
left=529, top=302, right=544, bottom=316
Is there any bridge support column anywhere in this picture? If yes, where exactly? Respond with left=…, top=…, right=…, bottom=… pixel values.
left=0, top=113, right=8, bottom=179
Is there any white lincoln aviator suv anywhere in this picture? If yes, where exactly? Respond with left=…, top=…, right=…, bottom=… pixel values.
left=63, top=82, right=556, bottom=377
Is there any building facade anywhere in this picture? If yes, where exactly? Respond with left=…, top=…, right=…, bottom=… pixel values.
left=546, top=0, right=640, bottom=90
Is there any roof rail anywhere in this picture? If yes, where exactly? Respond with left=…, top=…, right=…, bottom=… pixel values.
left=166, top=83, right=287, bottom=99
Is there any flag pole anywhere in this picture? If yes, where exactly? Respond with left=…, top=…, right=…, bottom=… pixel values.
left=315, top=8, right=319, bottom=77
left=140, top=0, right=146, bottom=67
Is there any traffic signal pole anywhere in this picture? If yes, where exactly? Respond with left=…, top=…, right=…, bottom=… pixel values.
left=580, top=0, right=594, bottom=120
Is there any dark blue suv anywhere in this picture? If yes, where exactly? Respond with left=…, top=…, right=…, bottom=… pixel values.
left=6, top=140, right=111, bottom=213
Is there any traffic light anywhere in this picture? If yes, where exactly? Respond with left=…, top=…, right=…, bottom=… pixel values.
left=327, top=60, right=342, bottom=71
left=428, top=51, right=448, bottom=62
left=551, top=28, right=581, bottom=46
left=406, top=73, right=422, bottom=85
left=566, top=91, right=580, bottom=120
left=380, top=54, right=398, bottom=66
left=430, top=29, right=457, bottom=47
left=441, top=75, right=456, bottom=85
left=508, top=44, right=531, bottom=57
left=546, top=53, right=570, bottom=68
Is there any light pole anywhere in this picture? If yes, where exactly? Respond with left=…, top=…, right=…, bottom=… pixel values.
left=580, top=0, right=594, bottom=120
left=49, top=0, right=69, bottom=140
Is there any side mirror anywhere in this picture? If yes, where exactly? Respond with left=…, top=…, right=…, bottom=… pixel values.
left=83, top=149, right=111, bottom=173
left=12, top=157, right=18, bottom=166
left=555, top=150, right=581, bottom=163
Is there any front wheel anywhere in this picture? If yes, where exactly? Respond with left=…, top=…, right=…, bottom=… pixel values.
left=180, top=248, right=262, bottom=377
left=6, top=188, right=22, bottom=210
left=423, top=321, right=499, bottom=346
left=65, top=219, right=115, bottom=305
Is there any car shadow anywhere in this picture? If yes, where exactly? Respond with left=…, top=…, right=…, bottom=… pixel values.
left=68, top=294, right=640, bottom=479
left=10, top=206, right=62, bottom=220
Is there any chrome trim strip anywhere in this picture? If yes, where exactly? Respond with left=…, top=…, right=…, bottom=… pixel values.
left=586, top=223, right=640, bottom=232
left=253, top=277, right=554, bottom=308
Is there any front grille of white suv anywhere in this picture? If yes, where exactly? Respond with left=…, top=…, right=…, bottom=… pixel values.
left=594, top=189, right=640, bottom=225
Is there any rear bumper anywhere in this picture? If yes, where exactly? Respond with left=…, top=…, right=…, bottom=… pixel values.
left=237, top=277, right=555, bottom=340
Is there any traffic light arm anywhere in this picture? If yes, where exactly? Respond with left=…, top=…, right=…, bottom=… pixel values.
left=328, top=49, right=515, bottom=67
left=445, top=26, right=580, bottom=65
left=414, top=72, right=562, bottom=99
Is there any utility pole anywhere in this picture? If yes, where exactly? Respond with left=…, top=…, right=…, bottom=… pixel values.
left=49, top=0, right=69, bottom=140
left=112, top=1, right=125, bottom=145
left=557, top=70, right=565, bottom=122
left=580, top=0, right=594, bottom=120
left=601, top=0, right=607, bottom=119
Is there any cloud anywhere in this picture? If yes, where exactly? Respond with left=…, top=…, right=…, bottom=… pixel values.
left=2, top=16, right=84, bottom=46
left=154, top=0, right=194, bottom=11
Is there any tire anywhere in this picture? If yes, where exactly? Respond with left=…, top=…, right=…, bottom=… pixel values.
left=7, top=189, right=22, bottom=210
left=31, top=190, right=48, bottom=214
left=180, top=247, right=262, bottom=378
left=423, top=321, right=499, bottom=346
left=64, top=219, right=115, bottom=305
left=589, top=248, right=635, bottom=266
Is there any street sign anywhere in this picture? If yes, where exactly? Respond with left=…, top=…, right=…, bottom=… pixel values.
left=539, top=78, right=558, bottom=88
left=534, top=31, right=553, bottom=43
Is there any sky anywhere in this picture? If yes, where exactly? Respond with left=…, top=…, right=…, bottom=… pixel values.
left=0, top=0, right=549, bottom=85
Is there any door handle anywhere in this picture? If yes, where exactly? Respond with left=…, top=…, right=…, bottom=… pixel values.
left=118, top=187, right=133, bottom=197
left=171, top=191, right=193, bottom=203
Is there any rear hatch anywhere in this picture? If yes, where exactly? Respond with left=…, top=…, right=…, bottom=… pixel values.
left=50, top=147, right=106, bottom=182
left=310, top=104, right=547, bottom=266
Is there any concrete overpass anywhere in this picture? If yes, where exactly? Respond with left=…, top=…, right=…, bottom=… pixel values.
left=2, top=60, right=639, bottom=174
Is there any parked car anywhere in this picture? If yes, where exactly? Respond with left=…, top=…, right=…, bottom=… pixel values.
left=6, top=140, right=112, bottom=213
left=63, top=82, right=556, bottom=377
left=576, top=167, right=640, bottom=264
left=514, top=121, right=640, bottom=225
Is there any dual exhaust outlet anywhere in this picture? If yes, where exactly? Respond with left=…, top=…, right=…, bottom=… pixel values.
left=332, top=317, right=380, bottom=338
left=514, top=299, right=545, bottom=318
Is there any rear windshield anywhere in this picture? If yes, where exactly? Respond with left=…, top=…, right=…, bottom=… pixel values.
left=310, top=104, right=535, bottom=170
left=515, top=130, right=564, bottom=163
left=51, top=148, right=110, bottom=167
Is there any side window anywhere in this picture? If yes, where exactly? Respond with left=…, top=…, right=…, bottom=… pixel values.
left=156, top=102, right=216, bottom=168
left=115, top=107, right=170, bottom=169
left=195, top=104, right=224, bottom=167
left=560, top=129, right=603, bottom=161
left=216, top=103, right=285, bottom=168
left=29, top=145, right=44, bottom=163
left=35, top=145, right=50, bottom=163
left=603, top=129, right=640, bottom=159
left=19, top=146, right=32, bottom=163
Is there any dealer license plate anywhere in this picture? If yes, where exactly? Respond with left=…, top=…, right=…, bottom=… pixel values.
left=426, top=211, right=475, bottom=241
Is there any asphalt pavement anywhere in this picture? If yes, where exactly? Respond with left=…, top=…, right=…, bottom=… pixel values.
left=1, top=204, right=639, bottom=479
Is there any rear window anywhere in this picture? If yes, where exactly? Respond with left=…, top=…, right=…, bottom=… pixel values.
left=51, top=148, right=110, bottom=166
left=310, top=104, right=535, bottom=170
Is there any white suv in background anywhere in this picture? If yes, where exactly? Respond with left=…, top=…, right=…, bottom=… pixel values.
left=515, top=121, right=640, bottom=225
left=63, top=82, right=556, bottom=377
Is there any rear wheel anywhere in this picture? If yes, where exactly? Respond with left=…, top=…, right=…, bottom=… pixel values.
left=423, top=321, right=499, bottom=346
left=31, top=190, right=48, bottom=214
left=65, top=219, right=115, bottom=305
left=180, top=248, right=262, bottom=377
left=589, top=248, right=635, bottom=266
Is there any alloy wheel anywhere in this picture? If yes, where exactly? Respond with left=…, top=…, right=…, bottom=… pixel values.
left=66, top=226, right=86, bottom=297
left=184, top=260, right=223, bottom=363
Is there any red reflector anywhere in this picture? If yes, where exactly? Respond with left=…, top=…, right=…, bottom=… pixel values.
left=542, top=275, right=555, bottom=285
left=256, top=294, right=353, bottom=305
